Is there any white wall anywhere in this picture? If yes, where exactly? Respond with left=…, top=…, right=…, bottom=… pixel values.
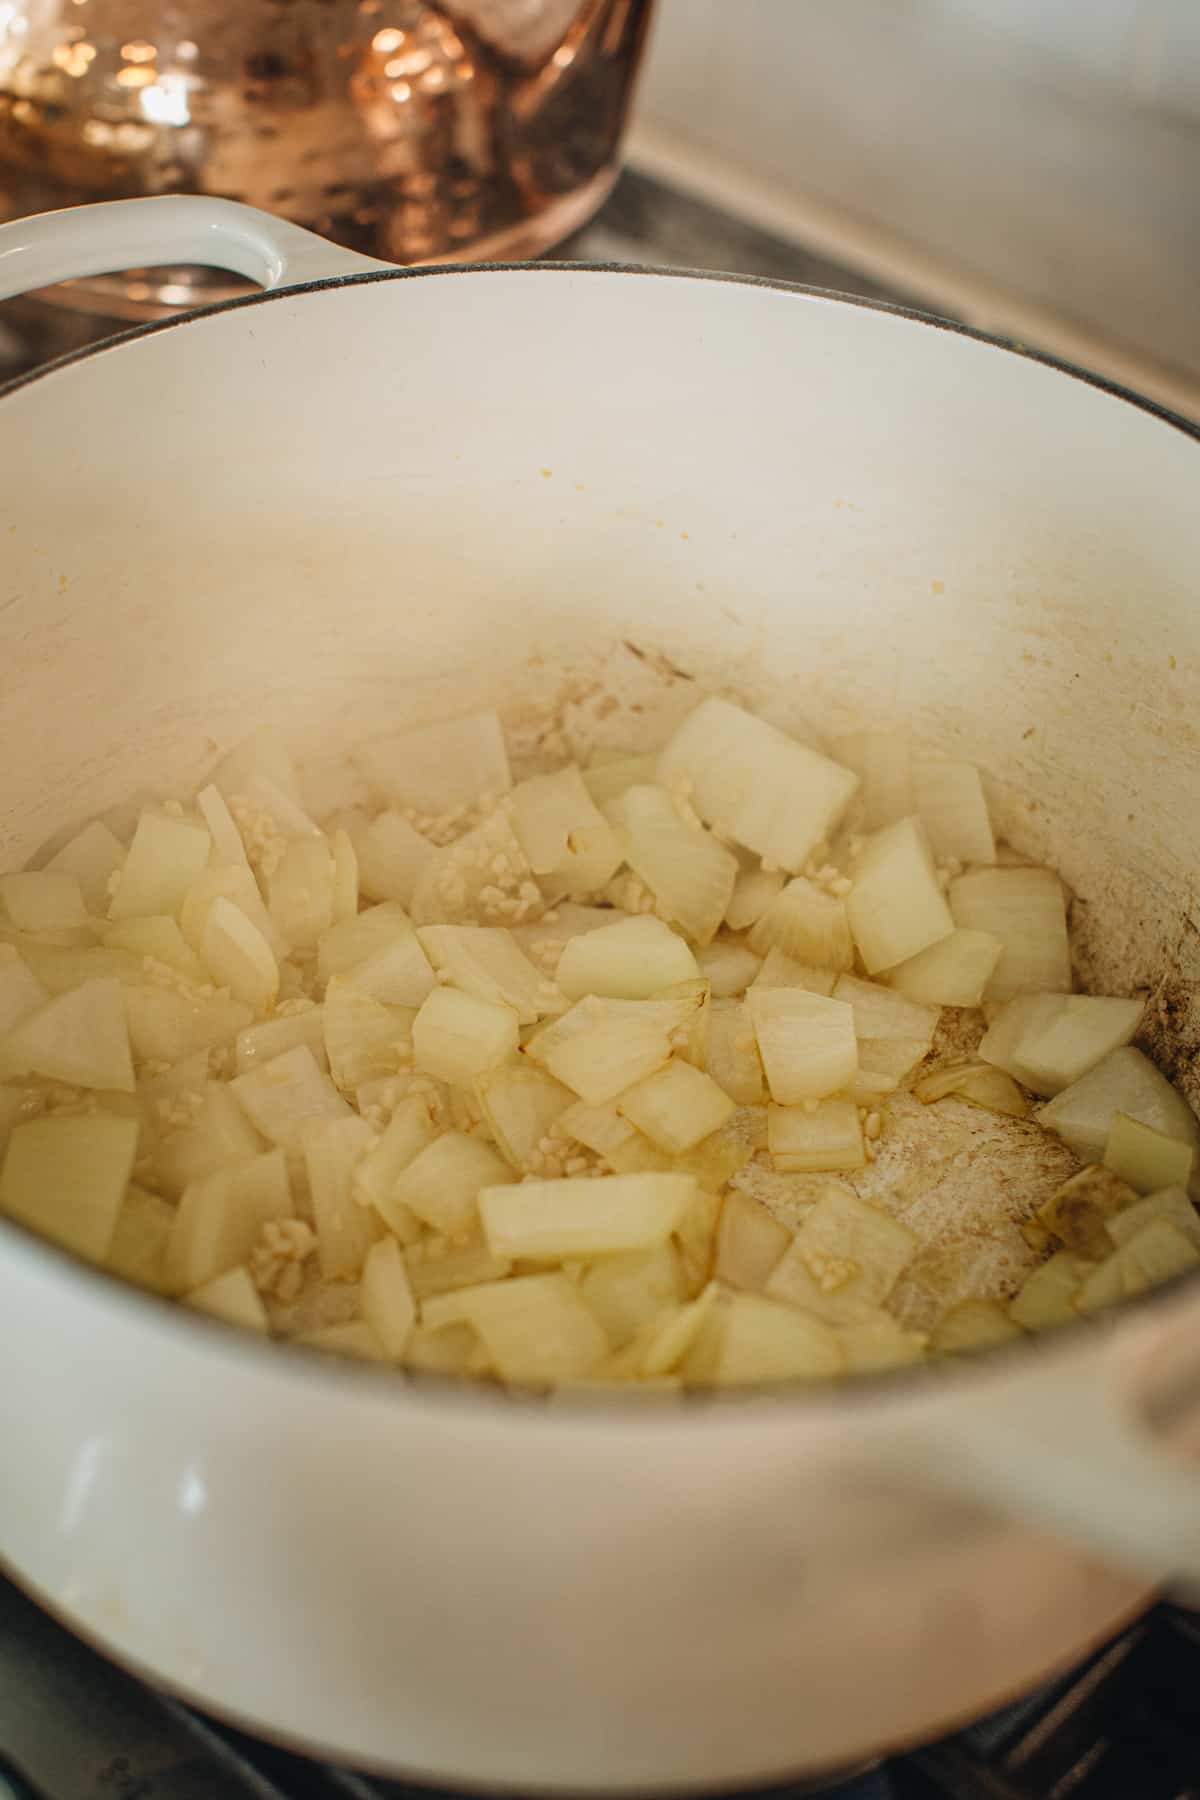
left=636, top=0, right=1200, bottom=381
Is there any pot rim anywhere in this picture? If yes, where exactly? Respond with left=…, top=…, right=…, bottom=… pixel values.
left=3, top=258, right=1197, bottom=1415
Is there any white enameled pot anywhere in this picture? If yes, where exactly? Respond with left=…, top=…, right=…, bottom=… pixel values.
left=1, top=198, right=1200, bottom=1793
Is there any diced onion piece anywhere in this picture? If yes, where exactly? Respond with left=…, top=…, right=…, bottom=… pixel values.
left=301, top=1115, right=379, bottom=1280
left=837, top=1310, right=927, bottom=1372
left=857, top=1035, right=934, bottom=1088
left=125, top=986, right=251, bottom=1064
left=404, top=1322, right=485, bottom=1373
left=557, top=1097, right=636, bottom=1157
left=832, top=974, right=939, bottom=1044
left=394, top=1131, right=512, bottom=1235
left=236, top=1007, right=326, bottom=1075
left=5, top=940, right=140, bottom=996
left=913, top=1060, right=1030, bottom=1117
left=407, top=1236, right=512, bottom=1301
left=102, top=915, right=205, bottom=978
left=184, top=1266, right=269, bottom=1332
left=455, top=1273, right=608, bottom=1384
left=656, top=977, right=711, bottom=1070
left=981, top=993, right=1143, bottom=1097
left=418, top=923, right=553, bottom=1022
left=1009, top=1250, right=1096, bottom=1329
left=746, top=987, right=857, bottom=1104
left=847, top=817, right=953, bottom=974
left=0, top=1114, right=137, bottom=1262
left=581, top=753, right=659, bottom=807
left=766, top=1186, right=916, bottom=1322
left=751, top=947, right=836, bottom=994
left=695, top=939, right=762, bottom=998
left=1104, top=1111, right=1195, bottom=1195
left=474, top=1062, right=574, bottom=1170
left=1034, top=1165, right=1137, bottom=1258
left=360, top=1236, right=416, bottom=1360
left=829, top=730, right=914, bottom=831
left=724, top=866, right=785, bottom=932
left=232, top=1044, right=350, bottom=1151
left=411, top=987, right=518, bottom=1084
left=299, top=1322, right=387, bottom=1362
left=0, top=976, right=134, bottom=1091
left=658, top=697, right=858, bottom=872
left=555, top=915, right=698, bottom=1001
left=330, top=828, right=359, bottom=923
left=107, top=1184, right=175, bottom=1293
left=353, top=1095, right=439, bottom=1237
left=410, top=804, right=541, bottom=928
left=1075, top=1219, right=1200, bottom=1313
left=196, top=784, right=250, bottom=871
left=768, top=1099, right=866, bottom=1173
left=1108, top=1186, right=1200, bottom=1252
left=706, top=1000, right=765, bottom=1105
left=533, top=1007, right=672, bottom=1106
left=510, top=765, right=624, bottom=897
left=617, top=1060, right=735, bottom=1153
left=929, top=1299, right=1024, bottom=1355
left=352, top=710, right=511, bottom=814
left=0, top=871, right=90, bottom=932
left=886, top=929, right=1003, bottom=1007
left=748, top=878, right=854, bottom=971
left=579, top=1244, right=686, bottom=1347
left=267, top=837, right=334, bottom=950
left=480, top=1171, right=693, bottom=1262
left=166, top=1149, right=292, bottom=1292
left=913, top=759, right=996, bottom=865
left=714, top=1190, right=793, bottom=1292
left=45, top=818, right=126, bottom=913
left=322, top=977, right=413, bottom=1090
left=607, top=785, right=738, bottom=947
left=0, top=947, right=48, bottom=1035
left=352, top=810, right=436, bottom=908
left=703, top=1292, right=844, bottom=1385
left=156, top=1081, right=264, bottom=1197
left=949, top=866, right=1070, bottom=1000
left=180, top=863, right=284, bottom=960
left=641, top=1282, right=720, bottom=1375
left=201, top=896, right=279, bottom=1013
left=109, top=811, right=212, bottom=921
left=317, top=902, right=436, bottom=1005
left=1038, top=1046, right=1200, bottom=1163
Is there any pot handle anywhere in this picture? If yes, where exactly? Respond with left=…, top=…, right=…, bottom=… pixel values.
left=0, top=196, right=390, bottom=306
left=891, top=1281, right=1200, bottom=1585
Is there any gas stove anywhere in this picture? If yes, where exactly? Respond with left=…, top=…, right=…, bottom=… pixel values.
left=1, top=170, right=1197, bottom=1800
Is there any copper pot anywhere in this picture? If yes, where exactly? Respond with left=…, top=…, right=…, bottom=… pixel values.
left=0, top=0, right=652, bottom=320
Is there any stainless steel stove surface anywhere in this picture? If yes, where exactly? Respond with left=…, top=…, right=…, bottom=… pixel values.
left=1, top=172, right=1196, bottom=1800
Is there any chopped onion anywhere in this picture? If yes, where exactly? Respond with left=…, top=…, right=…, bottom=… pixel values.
left=419, top=923, right=553, bottom=1022
left=1108, top=1186, right=1200, bottom=1252
left=106, top=1183, right=175, bottom=1294
left=406, top=1235, right=511, bottom=1301
left=322, top=977, right=413, bottom=1090
left=886, top=928, right=1003, bottom=1008
left=1008, top=1250, right=1095, bottom=1329
left=360, top=1236, right=417, bottom=1361
left=412, top=986, right=518, bottom=1084
left=1038, top=1046, right=1200, bottom=1162
left=353, top=1094, right=438, bottom=1237
left=557, top=1096, right=637, bottom=1157
left=981, top=993, right=1143, bottom=1096
left=750, top=947, right=836, bottom=994
left=1076, top=1218, right=1200, bottom=1312
left=156, top=1081, right=263, bottom=1198
left=166, top=1148, right=292, bottom=1292
left=393, top=1130, right=512, bottom=1235
left=832, top=974, right=939, bottom=1044
left=846, top=817, right=953, bottom=974
left=510, top=765, right=624, bottom=896
left=705, top=999, right=765, bottom=1105
left=44, top=818, right=126, bottom=914
left=829, top=730, right=914, bottom=831
left=108, top=810, right=212, bottom=921
left=475, top=1061, right=574, bottom=1169
left=409, top=803, right=541, bottom=928
left=236, top=1007, right=327, bottom=1075
left=606, top=784, right=737, bottom=946
left=125, top=986, right=251, bottom=1065
left=0, top=871, right=90, bottom=933
left=579, top=1243, right=686, bottom=1347
left=617, top=1058, right=735, bottom=1153
left=913, top=1060, right=1030, bottom=1117
left=714, top=1189, right=792, bottom=1292
left=1034, top=1164, right=1137, bottom=1257
left=556, top=914, right=699, bottom=1001
left=181, top=862, right=284, bottom=961
left=352, top=811, right=435, bottom=908
left=317, top=901, right=435, bottom=1005
left=837, top=1310, right=927, bottom=1372
left=530, top=1003, right=672, bottom=1106
left=480, top=1171, right=693, bottom=1260
left=768, top=1099, right=866, bottom=1173
left=949, top=866, right=1070, bottom=1000
left=641, top=1282, right=719, bottom=1376
left=231, top=1044, right=350, bottom=1151
left=724, top=866, right=786, bottom=932
left=267, top=838, right=335, bottom=949
left=454, top=1273, right=608, bottom=1384
left=581, top=753, right=659, bottom=808
left=352, top=710, right=511, bottom=814
left=0, top=976, right=134, bottom=1091
left=103, top=914, right=205, bottom=978
left=747, top=877, right=853, bottom=973
left=185, top=1266, right=269, bottom=1333
left=747, top=986, right=857, bottom=1103
left=301, top=1115, right=379, bottom=1280
left=700, top=1291, right=844, bottom=1384
left=329, top=828, right=359, bottom=924
left=929, top=1299, right=1023, bottom=1354
left=657, top=697, right=859, bottom=872
left=0, top=1113, right=137, bottom=1263
left=195, top=784, right=250, bottom=873
left=913, top=759, right=996, bottom=865
left=201, top=895, right=279, bottom=1013
left=694, top=939, right=762, bottom=999
left=299, top=1321, right=386, bottom=1362
left=766, top=1186, right=916, bottom=1321
left=1104, top=1111, right=1195, bottom=1195
left=0, top=947, right=48, bottom=1036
